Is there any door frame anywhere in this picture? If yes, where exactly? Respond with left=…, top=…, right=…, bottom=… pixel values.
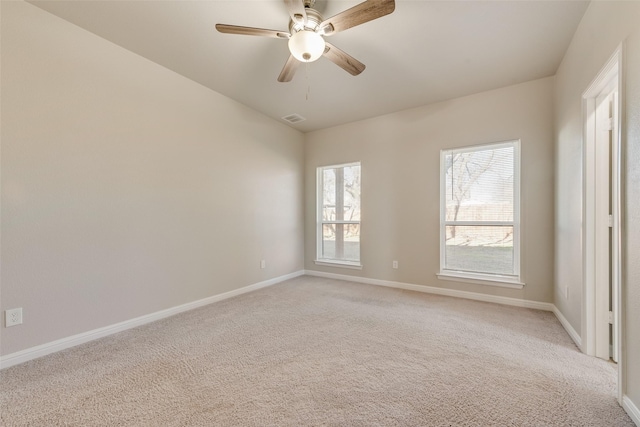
left=582, top=45, right=623, bottom=402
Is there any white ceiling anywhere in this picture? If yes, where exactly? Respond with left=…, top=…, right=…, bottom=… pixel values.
left=29, top=0, right=589, bottom=133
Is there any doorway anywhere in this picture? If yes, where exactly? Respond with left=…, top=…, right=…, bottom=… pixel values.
left=582, top=46, right=622, bottom=402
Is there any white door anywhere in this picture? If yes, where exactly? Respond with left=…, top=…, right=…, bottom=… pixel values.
left=593, top=86, right=618, bottom=362
left=583, top=46, right=622, bottom=402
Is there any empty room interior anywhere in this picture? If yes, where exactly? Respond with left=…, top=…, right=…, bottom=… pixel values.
left=1, top=0, right=640, bottom=425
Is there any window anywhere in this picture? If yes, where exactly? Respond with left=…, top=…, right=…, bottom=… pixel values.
left=316, top=162, right=361, bottom=268
left=439, top=140, right=522, bottom=286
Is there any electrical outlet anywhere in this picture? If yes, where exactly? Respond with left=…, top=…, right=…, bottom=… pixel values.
left=392, top=260, right=398, bottom=269
left=5, top=308, right=23, bottom=327
left=260, top=260, right=266, bottom=269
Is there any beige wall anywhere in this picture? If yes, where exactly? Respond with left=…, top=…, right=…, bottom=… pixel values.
left=305, top=77, right=555, bottom=304
left=0, top=2, right=304, bottom=356
left=554, top=0, right=640, bottom=411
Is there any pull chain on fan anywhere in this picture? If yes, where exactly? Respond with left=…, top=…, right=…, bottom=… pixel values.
left=305, top=62, right=311, bottom=101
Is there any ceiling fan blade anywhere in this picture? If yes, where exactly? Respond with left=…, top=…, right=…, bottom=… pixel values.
left=319, top=0, right=395, bottom=35
left=323, top=42, right=366, bottom=76
left=284, top=0, right=307, bottom=27
left=215, top=24, right=290, bottom=39
left=278, top=55, right=300, bottom=82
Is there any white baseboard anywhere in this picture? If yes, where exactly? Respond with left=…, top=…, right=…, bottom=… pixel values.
left=304, top=270, right=554, bottom=311
left=0, top=270, right=304, bottom=370
left=303, top=270, right=590, bottom=347
left=552, top=305, right=582, bottom=349
left=623, top=395, right=640, bottom=426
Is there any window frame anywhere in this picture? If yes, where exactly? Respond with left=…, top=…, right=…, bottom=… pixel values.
left=315, top=161, right=362, bottom=269
left=437, top=140, right=524, bottom=288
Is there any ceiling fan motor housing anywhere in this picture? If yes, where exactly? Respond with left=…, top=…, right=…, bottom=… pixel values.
left=288, top=6, right=323, bottom=33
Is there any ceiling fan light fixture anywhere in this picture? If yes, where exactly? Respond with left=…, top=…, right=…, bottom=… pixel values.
left=288, top=30, right=325, bottom=62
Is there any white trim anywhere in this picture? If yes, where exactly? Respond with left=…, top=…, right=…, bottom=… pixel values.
left=314, top=260, right=362, bottom=270
left=305, top=270, right=551, bottom=311
left=316, top=162, right=362, bottom=265
left=306, top=270, right=588, bottom=351
left=0, top=270, right=304, bottom=370
left=444, top=140, right=517, bottom=155
left=552, top=305, right=582, bottom=350
left=317, top=161, right=361, bottom=170
left=582, top=46, right=621, bottom=357
left=439, top=139, right=521, bottom=281
left=622, top=396, right=640, bottom=426
left=618, top=42, right=626, bottom=405
left=443, top=221, right=515, bottom=227
left=319, top=221, right=360, bottom=225
left=436, top=272, right=524, bottom=289
left=581, top=45, right=623, bottom=403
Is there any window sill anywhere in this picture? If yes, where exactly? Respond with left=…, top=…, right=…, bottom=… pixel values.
left=314, top=260, right=363, bottom=270
left=437, top=271, right=525, bottom=289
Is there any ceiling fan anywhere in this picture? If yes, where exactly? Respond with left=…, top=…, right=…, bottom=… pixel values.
left=216, top=0, right=395, bottom=82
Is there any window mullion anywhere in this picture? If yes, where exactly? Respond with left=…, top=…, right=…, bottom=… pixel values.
left=335, top=167, right=344, bottom=260
left=321, top=221, right=360, bottom=225
left=445, top=221, right=515, bottom=227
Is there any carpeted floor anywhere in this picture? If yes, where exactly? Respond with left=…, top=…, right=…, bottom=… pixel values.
left=0, top=276, right=634, bottom=426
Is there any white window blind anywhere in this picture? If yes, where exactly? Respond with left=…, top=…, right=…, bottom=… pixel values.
left=440, top=141, right=520, bottom=281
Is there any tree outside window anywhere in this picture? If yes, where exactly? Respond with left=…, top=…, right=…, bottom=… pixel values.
left=318, top=163, right=361, bottom=264
left=441, top=141, right=520, bottom=278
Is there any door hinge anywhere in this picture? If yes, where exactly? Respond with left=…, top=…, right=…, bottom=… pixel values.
left=609, top=311, right=614, bottom=325
left=608, top=214, right=613, bottom=228
left=607, top=117, right=614, bottom=131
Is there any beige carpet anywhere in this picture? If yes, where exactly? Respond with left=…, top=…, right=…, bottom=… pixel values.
left=0, top=276, right=634, bottom=426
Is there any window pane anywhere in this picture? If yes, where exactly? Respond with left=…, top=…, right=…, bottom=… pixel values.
left=323, top=165, right=361, bottom=222
left=321, top=223, right=360, bottom=262
left=445, top=225, right=514, bottom=275
left=322, top=169, right=336, bottom=221
left=342, top=165, right=361, bottom=221
left=445, top=146, right=514, bottom=222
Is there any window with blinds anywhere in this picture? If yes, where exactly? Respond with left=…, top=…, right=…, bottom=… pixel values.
left=440, top=141, right=520, bottom=282
left=316, top=162, right=361, bottom=267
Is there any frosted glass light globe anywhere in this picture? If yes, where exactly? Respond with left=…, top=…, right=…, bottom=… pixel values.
left=288, top=30, right=325, bottom=62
